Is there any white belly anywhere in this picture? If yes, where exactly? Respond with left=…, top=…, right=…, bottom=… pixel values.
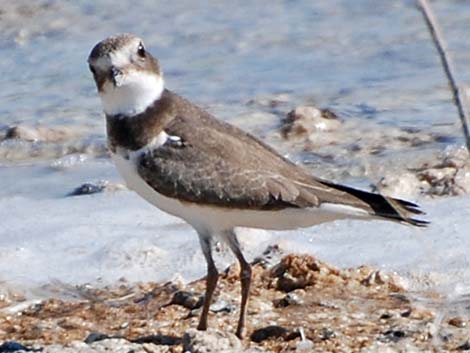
left=111, top=152, right=371, bottom=234
left=111, top=152, right=202, bottom=224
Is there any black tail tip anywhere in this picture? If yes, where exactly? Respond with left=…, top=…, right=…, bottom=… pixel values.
left=407, top=218, right=430, bottom=227
left=395, top=198, right=429, bottom=227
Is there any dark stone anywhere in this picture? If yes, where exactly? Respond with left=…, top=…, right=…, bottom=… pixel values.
left=68, top=182, right=107, bottom=196
left=457, top=341, right=470, bottom=351
left=273, top=292, right=303, bottom=308
left=84, top=332, right=113, bottom=344
left=319, top=327, right=336, bottom=341
left=380, top=312, right=392, bottom=320
left=388, top=293, right=410, bottom=303
left=4, top=126, right=37, bottom=141
left=250, top=325, right=288, bottom=343
left=131, top=335, right=182, bottom=346
left=0, top=341, right=38, bottom=352
left=400, top=308, right=412, bottom=317
left=169, top=291, right=204, bottom=310
left=382, top=329, right=406, bottom=342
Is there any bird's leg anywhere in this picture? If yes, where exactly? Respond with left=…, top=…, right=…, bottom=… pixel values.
left=222, top=229, right=252, bottom=339
left=197, top=232, right=218, bottom=331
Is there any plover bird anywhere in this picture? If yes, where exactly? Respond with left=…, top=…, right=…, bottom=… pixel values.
left=88, top=34, right=427, bottom=338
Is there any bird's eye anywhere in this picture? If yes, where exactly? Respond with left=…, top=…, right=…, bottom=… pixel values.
left=89, top=64, right=97, bottom=76
left=137, top=43, right=145, bottom=57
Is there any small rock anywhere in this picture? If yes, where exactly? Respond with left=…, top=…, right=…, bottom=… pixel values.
left=5, top=126, right=40, bottom=141
left=68, top=181, right=124, bottom=196
left=273, top=291, right=304, bottom=308
left=319, top=327, right=335, bottom=341
left=0, top=341, right=34, bottom=352
left=379, top=310, right=393, bottom=320
left=246, top=94, right=291, bottom=108
left=250, top=325, right=288, bottom=343
left=376, top=172, right=422, bottom=200
left=244, top=348, right=275, bottom=353
left=4, top=125, right=79, bottom=143
left=141, top=343, right=171, bottom=353
left=281, top=106, right=341, bottom=139
left=131, top=334, right=181, bottom=346
left=84, top=332, right=116, bottom=344
left=210, top=299, right=235, bottom=313
left=457, top=341, right=470, bottom=351
left=89, top=339, right=165, bottom=353
left=381, top=329, right=406, bottom=343
left=400, top=308, right=412, bottom=317
left=449, top=317, right=467, bottom=328
left=271, top=255, right=324, bottom=292
left=68, top=182, right=108, bottom=196
left=183, top=328, right=242, bottom=353
left=169, top=290, right=204, bottom=310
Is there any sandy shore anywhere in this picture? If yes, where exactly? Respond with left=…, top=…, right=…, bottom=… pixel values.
left=1, top=253, right=469, bottom=352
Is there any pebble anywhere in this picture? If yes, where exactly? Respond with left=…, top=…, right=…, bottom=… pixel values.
left=0, top=341, right=37, bottom=352
left=1, top=339, right=170, bottom=353
left=318, top=327, right=336, bottom=341
left=182, top=329, right=275, bottom=352
left=210, top=299, right=235, bottom=313
left=131, top=334, right=181, bottom=346
left=381, top=329, right=406, bottom=343
left=68, top=182, right=108, bottom=196
left=281, top=106, right=341, bottom=139
left=457, top=341, right=470, bottom=351
left=5, top=126, right=41, bottom=142
left=68, top=181, right=125, bottom=196
left=84, top=332, right=113, bottom=344
left=183, top=328, right=242, bottom=353
left=449, top=317, right=467, bottom=328
left=273, top=291, right=304, bottom=308
left=250, top=325, right=288, bottom=343
left=246, top=93, right=291, bottom=108
left=169, top=290, right=204, bottom=310
left=4, top=125, right=81, bottom=143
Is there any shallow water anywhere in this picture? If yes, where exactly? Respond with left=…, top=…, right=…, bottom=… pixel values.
left=1, top=0, right=470, bottom=304
left=2, top=1, right=470, bottom=129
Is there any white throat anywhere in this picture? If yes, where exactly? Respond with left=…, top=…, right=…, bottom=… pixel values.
left=99, top=71, right=164, bottom=117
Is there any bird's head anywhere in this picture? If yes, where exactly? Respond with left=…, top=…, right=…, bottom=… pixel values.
left=88, top=34, right=164, bottom=117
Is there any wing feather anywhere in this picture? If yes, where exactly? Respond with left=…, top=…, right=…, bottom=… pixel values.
left=135, top=90, right=427, bottom=226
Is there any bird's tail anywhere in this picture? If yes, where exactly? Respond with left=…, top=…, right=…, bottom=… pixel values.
left=317, top=180, right=429, bottom=227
